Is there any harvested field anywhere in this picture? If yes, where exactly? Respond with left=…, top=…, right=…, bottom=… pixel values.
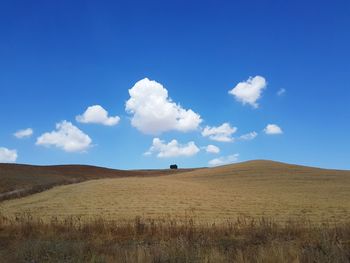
left=1, top=160, right=349, bottom=223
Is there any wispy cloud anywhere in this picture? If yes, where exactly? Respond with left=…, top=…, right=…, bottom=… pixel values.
left=238, top=131, right=258, bottom=141
left=14, top=128, right=33, bottom=139
left=277, top=88, right=286, bottom=96
left=208, top=154, right=239, bottom=167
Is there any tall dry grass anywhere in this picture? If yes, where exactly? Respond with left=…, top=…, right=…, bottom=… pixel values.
left=0, top=213, right=349, bottom=262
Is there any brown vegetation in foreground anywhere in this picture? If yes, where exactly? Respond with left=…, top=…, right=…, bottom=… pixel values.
left=0, top=214, right=349, bottom=263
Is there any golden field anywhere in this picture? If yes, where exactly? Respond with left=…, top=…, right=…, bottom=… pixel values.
left=1, top=160, right=350, bottom=223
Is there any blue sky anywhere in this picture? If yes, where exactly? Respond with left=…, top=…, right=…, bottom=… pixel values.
left=1, top=0, right=349, bottom=169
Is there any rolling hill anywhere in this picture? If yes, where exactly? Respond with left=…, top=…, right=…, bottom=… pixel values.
left=1, top=160, right=350, bottom=223
left=0, top=163, right=192, bottom=200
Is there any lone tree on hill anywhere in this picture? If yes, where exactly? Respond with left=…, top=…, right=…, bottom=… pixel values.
left=170, top=164, right=178, bottom=169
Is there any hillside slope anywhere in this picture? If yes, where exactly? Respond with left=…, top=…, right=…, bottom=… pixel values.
left=1, top=160, right=350, bottom=222
left=0, top=163, right=192, bottom=200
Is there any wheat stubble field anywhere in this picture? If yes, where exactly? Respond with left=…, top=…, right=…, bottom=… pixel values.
left=1, top=160, right=350, bottom=223
left=1, top=160, right=350, bottom=262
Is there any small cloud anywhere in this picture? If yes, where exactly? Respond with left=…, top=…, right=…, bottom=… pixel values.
left=145, top=138, right=200, bottom=158
left=238, top=131, right=258, bottom=141
left=201, top=123, right=237, bottom=142
left=36, top=121, right=92, bottom=152
left=76, top=105, right=120, bottom=126
left=264, top=124, right=283, bottom=135
left=228, top=76, right=267, bottom=108
left=125, top=78, right=202, bottom=135
left=205, top=145, right=220, bottom=154
left=14, top=128, right=33, bottom=139
left=208, top=154, right=239, bottom=167
left=0, top=147, right=17, bottom=163
left=277, top=88, right=286, bottom=96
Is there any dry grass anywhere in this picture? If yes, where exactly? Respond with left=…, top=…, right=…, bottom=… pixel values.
left=1, top=160, right=350, bottom=223
left=0, top=214, right=349, bottom=262
left=1, top=160, right=350, bottom=262
left=0, top=163, right=191, bottom=201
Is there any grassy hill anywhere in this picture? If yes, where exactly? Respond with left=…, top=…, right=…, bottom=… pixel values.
left=1, top=160, right=349, bottom=223
left=0, top=163, right=192, bottom=200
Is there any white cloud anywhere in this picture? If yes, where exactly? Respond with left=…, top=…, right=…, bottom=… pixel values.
left=208, top=154, right=239, bottom=167
left=201, top=123, right=237, bottom=142
left=205, top=145, right=220, bottom=154
left=0, top=147, right=17, bottom=163
left=277, top=88, right=286, bottom=96
left=76, top=105, right=120, bottom=126
left=228, top=76, right=267, bottom=108
left=238, top=131, right=258, bottom=141
left=264, top=124, right=283, bottom=135
left=14, top=128, right=33, bottom=139
left=36, top=121, right=92, bottom=152
left=125, top=78, right=202, bottom=135
left=145, top=138, right=200, bottom=158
